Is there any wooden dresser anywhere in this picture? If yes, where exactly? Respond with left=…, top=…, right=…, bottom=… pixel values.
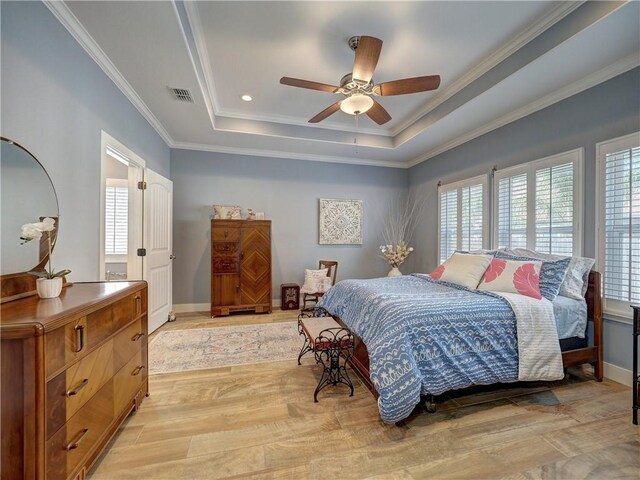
left=211, top=219, right=272, bottom=316
left=0, top=281, right=148, bottom=480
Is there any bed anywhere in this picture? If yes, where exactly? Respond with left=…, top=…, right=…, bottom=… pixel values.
left=316, top=270, right=603, bottom=423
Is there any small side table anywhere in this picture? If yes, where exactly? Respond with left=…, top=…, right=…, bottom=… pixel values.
left=281, top=283, right=300, bottom=311
left=632, top=305, right=639, bottom=425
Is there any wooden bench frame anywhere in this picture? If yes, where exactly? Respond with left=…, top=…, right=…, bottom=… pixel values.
left=297, top=309, right=355, bottom=402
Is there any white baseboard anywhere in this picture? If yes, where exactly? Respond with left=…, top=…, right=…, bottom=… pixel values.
left=173, top=303, right=209, bottom=313
left=604, top=362, right=634, bottom=387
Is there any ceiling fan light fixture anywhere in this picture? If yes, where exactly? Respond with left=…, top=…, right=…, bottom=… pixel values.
left=340, top=93, right=374, bottom=115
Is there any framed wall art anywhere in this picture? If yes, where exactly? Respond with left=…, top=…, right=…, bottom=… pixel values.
left=318, top=198, right=363, bottom=245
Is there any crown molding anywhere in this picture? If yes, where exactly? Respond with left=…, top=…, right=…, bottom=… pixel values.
left=43, top=1, right=173, bottom=146
left=181, top=1, right=584, bottom=142
left=171, top=1, right=217, bottom=131
left=407, top=54, right=640, bottom=168
left=171, top=141, right=407, bottom=169
left=181, top=1, right=384, bottom=137
left=390, top=1, right=584, bottom=137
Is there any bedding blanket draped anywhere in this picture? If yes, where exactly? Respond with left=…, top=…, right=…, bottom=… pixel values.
left=317, top=274, right=563, bottom=423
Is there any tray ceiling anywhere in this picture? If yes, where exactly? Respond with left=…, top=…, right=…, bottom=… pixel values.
left=48, top=1, right=640, bottom=167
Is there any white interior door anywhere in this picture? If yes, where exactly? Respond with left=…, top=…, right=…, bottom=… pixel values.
left=143, top=169, right=173, bottom=333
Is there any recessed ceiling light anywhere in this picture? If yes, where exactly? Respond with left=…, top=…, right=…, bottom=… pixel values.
left=241, top=94, right=253, bottom=102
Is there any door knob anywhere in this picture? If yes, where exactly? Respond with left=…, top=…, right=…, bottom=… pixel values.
left=169, top=254, right=176, bottom=260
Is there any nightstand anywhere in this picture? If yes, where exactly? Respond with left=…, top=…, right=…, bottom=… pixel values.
left=633, top=305, right=639, bottom=425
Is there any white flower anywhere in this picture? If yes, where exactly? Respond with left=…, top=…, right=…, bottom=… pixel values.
left=40, top=217, right=56, bottom=232
left=21, top=222, right=43, bottom=241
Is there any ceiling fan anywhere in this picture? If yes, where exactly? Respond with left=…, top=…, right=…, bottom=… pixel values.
left=280, top=35, right=441, bottom=126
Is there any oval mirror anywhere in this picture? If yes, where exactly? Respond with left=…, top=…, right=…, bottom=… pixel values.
left=1, top=137, right=59, bottom=276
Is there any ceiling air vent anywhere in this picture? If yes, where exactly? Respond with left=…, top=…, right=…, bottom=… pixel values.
left=168, top=86, right=193, bottom=102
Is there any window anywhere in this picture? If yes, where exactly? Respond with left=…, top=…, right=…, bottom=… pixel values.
left=493, top=149, right=583, bottom=256
left=105, top=178, right=128, bottom=257
left=438, top=175, right=488, bottom=263
left=596, top=132, right=640, bottom=317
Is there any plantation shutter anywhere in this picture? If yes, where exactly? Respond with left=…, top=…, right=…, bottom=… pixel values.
left=439, top=189, right=458, bottom=264
left=497, top=173, right=527, bottom=249
left=603, top=146, right=640, bottom=303
left=105, top=184, right=128, bottom=255
left=535, top=162, right=574, bottom=255
left=461, top=184, right=484, bottom=252
left=439, top=175, right=487, bottom=264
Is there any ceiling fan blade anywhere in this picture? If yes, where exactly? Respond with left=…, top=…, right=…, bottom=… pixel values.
left=309, top=101, right=342, bottom=123
left=280, top=77, right=338, bottom=93
left=374, top=75, right=441, bottom=96
left=366, top=100, right=391, bottom=125
left=352, top=36, right=383, bottom=84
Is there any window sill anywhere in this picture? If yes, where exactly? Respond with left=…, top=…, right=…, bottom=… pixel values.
left=602, top=310, right=632, bottom=325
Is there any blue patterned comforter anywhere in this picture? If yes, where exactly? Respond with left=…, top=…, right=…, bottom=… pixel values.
left=317, top=274, right=519, bottom=423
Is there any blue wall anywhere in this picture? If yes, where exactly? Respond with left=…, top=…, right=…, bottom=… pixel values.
left=171, top=149, right=408, bottom=305
left=409, top=67, right=640, bottom=371
left=1, top=1, right=170, bottom=281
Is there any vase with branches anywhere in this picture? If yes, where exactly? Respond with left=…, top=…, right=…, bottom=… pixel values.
left=378, top=192, right=425, bottom=277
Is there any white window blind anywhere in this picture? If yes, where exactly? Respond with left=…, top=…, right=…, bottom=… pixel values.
left=105, top=180, right=128, bottom=256
left=497, top=173, right=527, bottom=249
left=535, top=162, right=574, bottom=255
left=493, top=149, right=582, bottom=255
left=438, top=175, right=488, bottom=264
left=599, top=139, right=640, bottom=306
left=439, top=189, right=457, bottom=264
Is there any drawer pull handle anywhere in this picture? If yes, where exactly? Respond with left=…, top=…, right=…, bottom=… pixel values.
left=223, top=245, right=230, bottom=251
left=74, top=325, right=85, bottom=353
left=222, top=263, right=230, bottom=268
left=132, top=365, right=145, bottom=376
left=66, top=428, right=89, bottom=451
left=132, top=332, right=145, bottom=342
left=66, top=379, right=89, bottom=397
left=135, top=295, right=141, bottom=315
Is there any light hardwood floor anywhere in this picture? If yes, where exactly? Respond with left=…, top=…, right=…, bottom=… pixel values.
left=88, top=310, right=639, bottom=480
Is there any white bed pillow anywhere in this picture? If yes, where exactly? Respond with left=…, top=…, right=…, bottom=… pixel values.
left=300, top=268, right=328, bottom=294
left=507, top=248, right=595, bottom=300
left=429, top=252, right=493, bottom=289
left=478, top=258, right=543, bottom=300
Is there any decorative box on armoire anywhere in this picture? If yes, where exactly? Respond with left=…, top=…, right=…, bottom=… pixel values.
left=211, top=219, right=272, bottom=316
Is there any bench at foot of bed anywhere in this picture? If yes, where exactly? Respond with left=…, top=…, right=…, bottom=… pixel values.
left=297, top=308, right=355, bottom=402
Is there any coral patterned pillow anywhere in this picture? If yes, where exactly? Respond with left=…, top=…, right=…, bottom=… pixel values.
left=429, top=252, right=493, bottom=290
left=478, top=258, right=543, bottom=300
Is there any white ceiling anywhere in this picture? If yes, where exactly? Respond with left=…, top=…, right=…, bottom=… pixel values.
left=50, top=1, right=640, bottom=168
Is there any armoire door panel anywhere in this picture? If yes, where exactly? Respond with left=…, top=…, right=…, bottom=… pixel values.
left=212, top=274, right=240, bottom=307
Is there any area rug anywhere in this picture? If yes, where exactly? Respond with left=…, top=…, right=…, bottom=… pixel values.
left=148, top=321, right=301, bottom=374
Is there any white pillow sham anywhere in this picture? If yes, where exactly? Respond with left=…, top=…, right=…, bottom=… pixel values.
left=430, top=252, right=493, bottom=289
left=301, top=268, right=328, bottom=294
left=506, top=248, right=595, bottom=300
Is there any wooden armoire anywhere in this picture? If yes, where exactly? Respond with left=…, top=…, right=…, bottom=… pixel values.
left=211, top=219, right=272, bottom=316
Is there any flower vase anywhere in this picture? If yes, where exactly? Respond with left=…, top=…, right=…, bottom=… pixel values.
left=36, top=277, right=63, bottom=299
left=387, top=267, right=402, bottom=277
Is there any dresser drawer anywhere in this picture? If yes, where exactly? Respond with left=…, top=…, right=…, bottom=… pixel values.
left=112, top=291, right=146, bottom=332
left=212, top=242, right=239, bottom=255
left=213, top=256, right=239, bottom=273
left=47, top=339, right=115, bottom=437
left=45, top=291, right=145, bottom=378
left=212, top=226, right=240, bottom=242
left=113, top=350, right=145, bottom=415
left=47, top=380, right=115, bottom=480
left=113, top=318, right=144, bottom=372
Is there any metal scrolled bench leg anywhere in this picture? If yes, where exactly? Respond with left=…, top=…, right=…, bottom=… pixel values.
left=297, top=307, right=355, bottom=402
